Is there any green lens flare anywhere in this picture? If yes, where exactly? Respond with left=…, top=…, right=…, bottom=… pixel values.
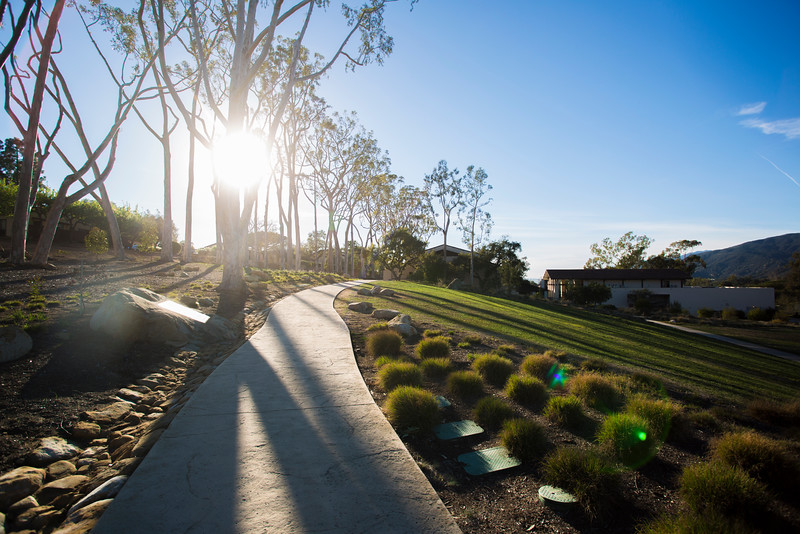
left=637, top=431, right=647, bottom=441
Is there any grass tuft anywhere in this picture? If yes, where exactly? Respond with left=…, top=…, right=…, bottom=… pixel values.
left=521, top=353, right=558, bottom=381
left=569, top=372, right=623, bottom=413
left=423, top=329, right=443, bottom=338
left=447, top=371, right=485, bottom=399
left=625, top=395, right=676, bottom=443
left=473, top=396, right=515, bottom=429
left=500, top=418, right=548, bottom=464
left=597, top=412, right=658, bottom=468
left=366, top=329, right=403, bottom=358
left=472, top=353, right=515, bottom=387
left=416, top=336, right=451, bottom=359
left=680, top=461, right=769, bottom=520
left=366, top=322, right=390, bottom=332
left=378, top=362, right=422, bottom=391
left=385, top=386, right=440, bottom=433
left=374, top=356, right=397, bottom=368
left=463, top=334, right=483, bottom=345
left=544, top=395, right=584, bottom=428
left=420, top=358, right=453, bottom=380
left=505, top=374, right=548, bottom=407
left=495, top=344, right=516, bottom=355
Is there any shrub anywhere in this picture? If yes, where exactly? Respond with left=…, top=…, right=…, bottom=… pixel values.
left=420, top=358, right=452, bottom=380
left=500, top=418, right=548, bottom=463
left=520, top=353, right=558, bottom=381
left=84, top=227, right=109, bottom=255
left=423, top=329, right=442, bottom=338
left=505, top=375, right=549, bottom=406
left=597, top=413, right=658, bottom=468
left=542, top=446, right=620, bottom=521
left=415, top=336, right=451, bottom=359
left=366, top=322, right=389, bottom=332
left=721, top=307, right=742, bottom=320
left=544, top=395, right=584, bottom=427
left=565, top=282, right=612, bottom=306
left=696, top=307, right=716, bottom=318
left=472, top=353, right=515, bottom=387
left=366, top=330, right=403, bottom=358
left=374, top=356, right=396, bottom=368
left=378, top=362, right=422, bottom=391
left=711, top=430, right=800, bottom=495
left=625, top=395, right=676, bottom=443
left=746, top=307, right=769, bottom=321
left=385, top=386, right=440, bottom=433
left=473, top=396, right=515, bottom=429
left=680, top=462, right=769, bottom=520
left=569, top=372, right=622, bottom=413
left=447, top=371, right=484, bottom=399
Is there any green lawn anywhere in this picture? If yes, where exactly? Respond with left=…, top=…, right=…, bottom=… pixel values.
left=677, top=322, right=800, bottom=356
left=349, top=281, right=800, bottom=402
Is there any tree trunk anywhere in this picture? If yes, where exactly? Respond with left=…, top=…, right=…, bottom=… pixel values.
left=10, top=0, right=64, bottom=264
left=97, top=183, right=125, bottom=259
left=183, top=118, right=195, bottom=263
left=30, top=178, right=71, bottom=266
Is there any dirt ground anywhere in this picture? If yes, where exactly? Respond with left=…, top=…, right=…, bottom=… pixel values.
left=335, top=285, right=800, bottom=534
left=0, top=243, right=320, bottom=476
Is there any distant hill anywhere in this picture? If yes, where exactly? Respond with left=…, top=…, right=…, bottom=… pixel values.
left=693, top=233, right=800, bottom=280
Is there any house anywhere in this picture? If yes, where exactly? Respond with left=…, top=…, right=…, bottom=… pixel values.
left=426, top=244, right=470, bottom=262
left=542, top=268, right=774, bottom=314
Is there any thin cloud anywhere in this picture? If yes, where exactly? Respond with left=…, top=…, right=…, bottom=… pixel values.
left=741, top=117, right=800, bottom=140
left=760, top=155, right=800, bottom=189
left=737, top=101, right=767, bottom=115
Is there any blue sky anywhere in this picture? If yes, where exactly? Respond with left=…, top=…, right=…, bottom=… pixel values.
left=4, top=1, right=799, bottom=277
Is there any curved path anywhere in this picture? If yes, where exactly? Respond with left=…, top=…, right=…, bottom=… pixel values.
left=94, top=281, right=461, bottom=533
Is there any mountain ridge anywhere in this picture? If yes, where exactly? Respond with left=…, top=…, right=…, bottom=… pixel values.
left=693, top=232, right=800, bottom=280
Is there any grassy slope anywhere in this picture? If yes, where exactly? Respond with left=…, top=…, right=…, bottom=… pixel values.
left=678, top=323, right=800, bottom=356
left=360, top=281, right=800, bottom=402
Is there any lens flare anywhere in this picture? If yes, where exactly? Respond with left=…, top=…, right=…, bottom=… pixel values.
left=637, top=431, right=648, bottom=441
left=212, top=131, right=269, bottom=189
left=547, top=364, right=569, bottom=389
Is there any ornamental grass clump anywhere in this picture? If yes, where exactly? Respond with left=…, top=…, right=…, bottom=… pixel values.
left=374, top=356, right=397, bottom=368
left=420, top=358, right=453, bottom=380
left=385, top=386, right=440, bottom=433
left=378, top=362, right=422, bottom=392
left=366, top=322, right=389, bottom=332
left=569, top=372, right=622, bottom=413
left=680, top=461, right=769, bottom=521
left=463, top=334, right=483, bottom=345
left=597, top=412, right=658, bottom=468
left=542, top=446, right=621, bottom=521
left=521, top=353, right=558, bottom=381
left=472, top=353, right=515, bottom=387
left=423, top=329, right=443, bottom=338
left=416, top=336, right=451, bottom=359
left=366, top=329, right=403, bottom=358
left=473, top=396, right=515, bottom=430
left=544, top=395, right=584, bottom=428
left=447, top=371, right=484, bottom=399
left=710, top=430, right=800, bottom=496
left=500, top=418, right=548, bottom=464
left=505, top=375, right=549, bottom=407
left=625, top=395, right=676, bottom=443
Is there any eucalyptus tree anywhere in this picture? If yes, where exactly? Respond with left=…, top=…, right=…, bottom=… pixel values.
left=457, top=165, right=492, bottom=286
left=0, top=0, right=41, bottom=71
left=423, top=159, right=462, bottom=269
left=151, top=0, right=413, bottom=291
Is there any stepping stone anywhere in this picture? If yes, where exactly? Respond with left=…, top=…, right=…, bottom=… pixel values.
left=458, top=446, right=521, bottom=476
left=435, top=396, right=451, bottom=408
left=434, top=420, right=483, bottom=441
left=538, top=485, right=578, bottom=512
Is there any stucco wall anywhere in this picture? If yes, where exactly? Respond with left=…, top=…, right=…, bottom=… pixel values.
left=607, top=287, right=775, bottom=314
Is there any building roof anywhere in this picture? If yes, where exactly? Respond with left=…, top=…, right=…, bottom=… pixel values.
left=542, top=268, right=690, bottom=281
left=426, top=244, right=470, bottom=256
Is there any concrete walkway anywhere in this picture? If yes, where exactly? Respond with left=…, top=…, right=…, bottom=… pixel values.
left=94, top=281, right=461, bottom=533
left=647, top=320, right=800, bottom=362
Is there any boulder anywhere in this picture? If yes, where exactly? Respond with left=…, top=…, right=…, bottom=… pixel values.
left=70, top=422, right=102, bottom=442
left=83, top=402, right=133, bottom=426
left=89, top=288, right=203, bottom=346
left=371, top=309, right=400, bottom=320
left=348, top=302, right=373, bottom=314
left=67, top=476, right=127, bottom=516
left=33, top=475, right=88, bottom=506
left=388, top=314, right=416, bottom=337
left=26, top=437, right=82, bottom=467
left=46, top=461, right=77, bottom=480
left=198, top=315, right=239, bottom=343
left=7, top=495, right=38, bottom=515
left=198, top=297, right=215, bottom=307
left=53, top=498, right=112, bottom=534
left=379, top=288, right=396, bottom=297
left=12, top=505, right=60, bottom=531
left=116, top=388, right=145, bottom=404
left=179, top=295, right=198, bottom=309
left=357, top=288, right=372, bottom=296
left=0, top=467, right=46, bottom=511
left=0, top=326, right=33, bottom=364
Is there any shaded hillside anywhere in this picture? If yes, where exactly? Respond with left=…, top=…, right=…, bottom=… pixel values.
left=694, top=233, right=800, bottom=280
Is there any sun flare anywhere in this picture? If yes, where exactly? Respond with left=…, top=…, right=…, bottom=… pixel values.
left=211, top=131, right=269, bottom=189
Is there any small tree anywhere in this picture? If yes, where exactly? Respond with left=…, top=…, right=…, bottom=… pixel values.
left=565, top=282, right=612, bottom=306
left=85, top=227, right=109, bottom=256
left=379, top=229, right=427, bottom=280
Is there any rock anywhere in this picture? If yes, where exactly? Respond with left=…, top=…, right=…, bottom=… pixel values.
left=379, top=288, right=396, bottom=297
left=357, top=287, right=372, bottom=296
left=67, top=476, right=127, bottom=516
left=89, top=288, right=202, bottom=346
left=371, top=309, right=400, bottom=320
left=0, top=511, right=4, bottom=534
left=53, top=498, right=112, bottom=534
left=179, top=295, right=198, bottom=308
left=83, top=402, right=133, bottom=426
left=0, top=326, right=33, bottom=364
left=7, top=495, right=38, bottom=515
left=198, top=297, right=215, bottom=307
left=130, top=428, right=164, bottom=457
left=107, top=435, right=135, bottom=453
left=244, top=274, right=260, bottom=283
left=70, top=422, right=102, bottom=442
left=348, top=302, right=373, bottom=314
left=33, top=475, right=88, bottom=506
left=12, top=505, right=60, bottom=531
left=199, top=315, right=239, bottom=343
left=370, top=285, right=383, bottom=295
left=388, top=314, right=416, bottom=337
left=46, top=461, right=77, bottom=480
left=26, top=437, right=82, bottom=467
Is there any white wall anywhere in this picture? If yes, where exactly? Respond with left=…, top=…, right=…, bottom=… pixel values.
left=606, top=287, right=775, bottom=314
